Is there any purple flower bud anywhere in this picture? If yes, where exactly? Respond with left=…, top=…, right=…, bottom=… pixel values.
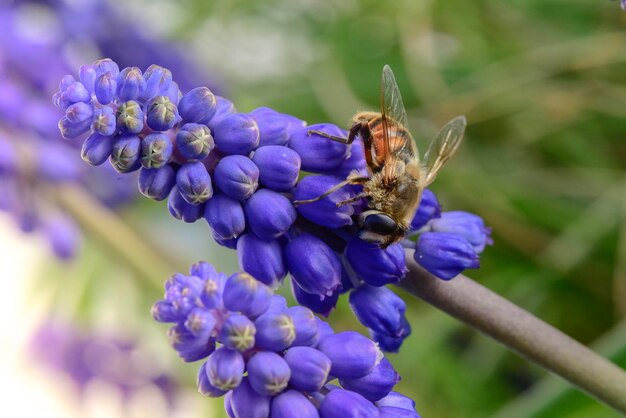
left=224, top=392, right=235, bottom=418
left=204, top=193, right=245, bottom=239
left=59, top=74, right=75, bottom=91
left=116, top=67, right=146, bottom=101
left=291, top=281, right=339, bottom=317
left=270, top=390, right=319, bottom=418
left=91, top=107, right=116, bottom=136
left=185, top=308, right=217, bottom=338
left=254, top=312, right=296, bottom=351
left=283, top=346, right=331, bottom=392
left=345, top=239, right=406, bottom=286
left=151, top=300, right=178, bottom=323
left=285, top=234, right=342, bottom=297
left=146, top=95, right=179, bottom=131
left=167, top=323, right=215, bottom=362
left=176, top=162, right=213, bottom=204
left=65, top=102, right=93, bottom=123
left=177, top=123, right=214, bottom=160
left=286, top=306, right=319, bottom=346
left=230, top=378, right=271, bottom=418
left=93, top=58, right=120, bottom=78
left=110, top=134, right=142, bottom=173
left=249, top=107, right=302, bottom=147
left=178, top=87, right=217, bottom=124
left=349, top=285, right=406, bottom=338
left=294, top=175, right=356, bottom=228
left=319, top=389, right=379, bottom=418
left=63, top=81, right=91, bottom=104
left=237, top=233, right=287, bottom=287
left=317, top=331, right=381, bottom=379
left=205, top=347, right=245, bottom=391
left=44, top=216, right=81, bottom=260
left=141, top=133, right=174, bottom=169
left=223, top=272, right=272, bottom=317
left=409, top=189, right=440, bottom=230
left=138, top=166, right=176, bottom=201
left=214, top=113, right=260, bottom=155
left=116, top=100, right=144, bottom=134
left=142, top=65, right=173, bottom=102
left=247, top=352, right=291, bottom=396
left=428, top=211, right=492, bottom=253
left=415, top=232, right=479, bottom=280
left=245, top=189, right=296, bottom=240
left=190, top=261, right=219, bottom=280
left=94, top=72, right=117, bottom=105
left=206, top=96, right=237, bottom=130
left=251, top=145, right=301, bottom=191
left=81, top=133, right=114, bottom=166
left=340, top=358, right=400, bottom=402
left=214, top=155, right=259, bottom=201
left=197, top=361, right=227, bottom=397
left=289, top=124, right=349, bottom=172
left=220, top=314, right=256, bottom=351
left=201, top=273, right=228, bottom=310
left=167, top=186, right=204, bottom=223
left=58, top=116, right=92, bottom=139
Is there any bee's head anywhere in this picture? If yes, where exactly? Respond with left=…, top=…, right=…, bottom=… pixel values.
left=357, top=210, right=406, bottom=247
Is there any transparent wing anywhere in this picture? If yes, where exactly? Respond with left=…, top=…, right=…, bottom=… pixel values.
left=380, top=65, right=418, bottom=160
left=422, top=115, right=467, bottom=186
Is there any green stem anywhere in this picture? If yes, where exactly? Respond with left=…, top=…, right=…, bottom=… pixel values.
left=53, top=184, right=179, bottom=291
left=400, top=251, right=626, bottom=414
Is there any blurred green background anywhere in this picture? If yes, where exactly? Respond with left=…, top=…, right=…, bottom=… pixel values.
left=18, top=0, right=626, bottom=417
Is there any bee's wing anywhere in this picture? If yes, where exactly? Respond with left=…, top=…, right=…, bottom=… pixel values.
left=381, top=65, right=418, bottom=161
left=422, top=115, right=466, bottom=186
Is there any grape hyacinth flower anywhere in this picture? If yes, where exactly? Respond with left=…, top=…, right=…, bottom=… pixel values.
left=56, top=58, right=491, bottom=350
left=153, top=263, right=421, bottom=417
left=0, top=1, right=216, bottom=259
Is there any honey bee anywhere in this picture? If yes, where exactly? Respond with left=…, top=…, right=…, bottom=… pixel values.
left=294, top=65, right=466, bottom=247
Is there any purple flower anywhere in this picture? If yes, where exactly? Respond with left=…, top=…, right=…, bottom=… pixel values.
left=319, top=389, right=380, bottom=418
left=340, top=358, right=401, bottom=402
left=345, top=238, right=407, bottom=286
left=177, top=123, right=214, bottom=160
left=409, top=188, right=441, bottom=230
left=317, top=331, right=381, bottom=379
left=214, top=155, right=260, bottom=201
left=249, top=107, right=305, bottom=147
left=109, top=134, right=142, bottom=173
left=285, top=233, right=342, bottom=297
left=138, top=166, right=176, bottom=201
left=116, top=100, right=144, bottom=134
left=251, top=145, right=301, bottom=191
left=116, top=66, right=146, bottom=101
left=270, top=390, right=319, bottom=418
left=141, top=133, right=174, bottom=169
left=349, top=285, right=407, bottom=338
left=247, top=352, right=291, bottom=396
left=288, top=123, right=349, bottom=172
left=245, top=189, right=297, bottom=240
left=167, top=186, right=204, bottom=223
left=204, top=193, right=246, bottom=240
left=283, top=346, right=331, bottom=392
left=205, top=347, right=245, bottom=391
left=236, top=234, right=286, bottom=287
left=294, top=175, right=356, bottom=228
left=214, top=113, right=260, bottom=155
left=145, top=95, right=179, bottom=131
left=176, top=161, right=213, bottom=204
left=415, top=232, right=479, bottom=280
left=178, top=87, right=217, bottom=124
left=428, top=211, right=493, bottom=253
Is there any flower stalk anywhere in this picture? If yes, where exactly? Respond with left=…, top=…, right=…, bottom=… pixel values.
left=400, top=251, right=626, bottom=414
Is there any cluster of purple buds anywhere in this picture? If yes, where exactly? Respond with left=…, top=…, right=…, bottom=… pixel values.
left=31, top=320, right=176, bottom=406
left=152, top=262, right=420, bottom=418
left=56, top=58, right=492, bottom=350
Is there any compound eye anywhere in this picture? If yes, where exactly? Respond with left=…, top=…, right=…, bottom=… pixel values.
left=361, top=212, right=398, bottom=235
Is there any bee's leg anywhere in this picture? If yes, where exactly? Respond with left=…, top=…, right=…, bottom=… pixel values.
left=293, top=176, right=368, bottom=206
left=335, top=192, right=369, bottom=207
left=307, top=123, right=363, bottom=144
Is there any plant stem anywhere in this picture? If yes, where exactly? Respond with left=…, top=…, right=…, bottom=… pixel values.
left=400, top=251, right=626, bottom=414
left=53, top=184, right=179, bottom=291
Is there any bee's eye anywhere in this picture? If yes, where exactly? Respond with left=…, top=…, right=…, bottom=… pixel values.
left=361, top=212, right=398, bottom=235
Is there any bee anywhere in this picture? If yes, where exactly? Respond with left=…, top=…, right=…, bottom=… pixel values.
left=294, top=65, right=466, bottom=247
